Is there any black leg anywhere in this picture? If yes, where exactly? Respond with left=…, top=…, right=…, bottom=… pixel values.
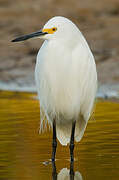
left=70, top=161, right=74, bottom=180
left=52, top=119, right=57, bottom=162
left=52, top=161, right=57, bottom=180
left=69, top=121, right=76, bottom=162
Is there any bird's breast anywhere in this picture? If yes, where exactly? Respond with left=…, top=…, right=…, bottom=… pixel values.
left=35, top=41, right=81, bottom=120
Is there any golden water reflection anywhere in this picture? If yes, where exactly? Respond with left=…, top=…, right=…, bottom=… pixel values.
left=51, top=162, right=83, bottom=180
left=0, top=91, right=119, bottom=180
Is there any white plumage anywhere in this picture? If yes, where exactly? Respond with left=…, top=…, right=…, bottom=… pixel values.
left=35, top=16, right=97, bottom=145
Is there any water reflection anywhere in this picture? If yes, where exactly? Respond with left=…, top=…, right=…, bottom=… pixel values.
left=0, top=91, right=119, bottom=179
left=52, top=161, right=83, bottom=180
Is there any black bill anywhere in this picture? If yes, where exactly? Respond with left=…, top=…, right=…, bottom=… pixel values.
left=11, top=30, right=48, bottom=42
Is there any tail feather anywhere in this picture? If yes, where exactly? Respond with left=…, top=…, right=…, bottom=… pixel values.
left=39, top=107, right=87, bottom=146
left=56, top=115, right=87, bottom=146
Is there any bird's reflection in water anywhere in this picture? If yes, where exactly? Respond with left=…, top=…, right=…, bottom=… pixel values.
left=52, top=161, right=83, bottom=180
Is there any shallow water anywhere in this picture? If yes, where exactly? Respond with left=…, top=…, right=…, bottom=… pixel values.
left=0, top=91, right=119, bottom=180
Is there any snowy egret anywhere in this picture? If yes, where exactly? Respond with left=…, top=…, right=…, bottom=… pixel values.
left=12, top=16, right=97, bottom=162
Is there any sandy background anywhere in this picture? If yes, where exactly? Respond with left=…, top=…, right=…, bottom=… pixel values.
left=0, top=0, right=119, bottom=95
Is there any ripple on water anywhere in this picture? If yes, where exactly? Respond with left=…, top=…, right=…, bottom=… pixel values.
left=0, top=91, right=119, bottom=180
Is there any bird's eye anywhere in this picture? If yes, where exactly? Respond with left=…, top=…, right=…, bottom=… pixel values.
left=52, top=27, right=57, bottom=32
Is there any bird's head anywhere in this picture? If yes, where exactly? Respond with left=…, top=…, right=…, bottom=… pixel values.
left=12, top=16, right=80, bottom=42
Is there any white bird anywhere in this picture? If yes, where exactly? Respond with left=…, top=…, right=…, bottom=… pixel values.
left=12, top=16, right=97, bottom=162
